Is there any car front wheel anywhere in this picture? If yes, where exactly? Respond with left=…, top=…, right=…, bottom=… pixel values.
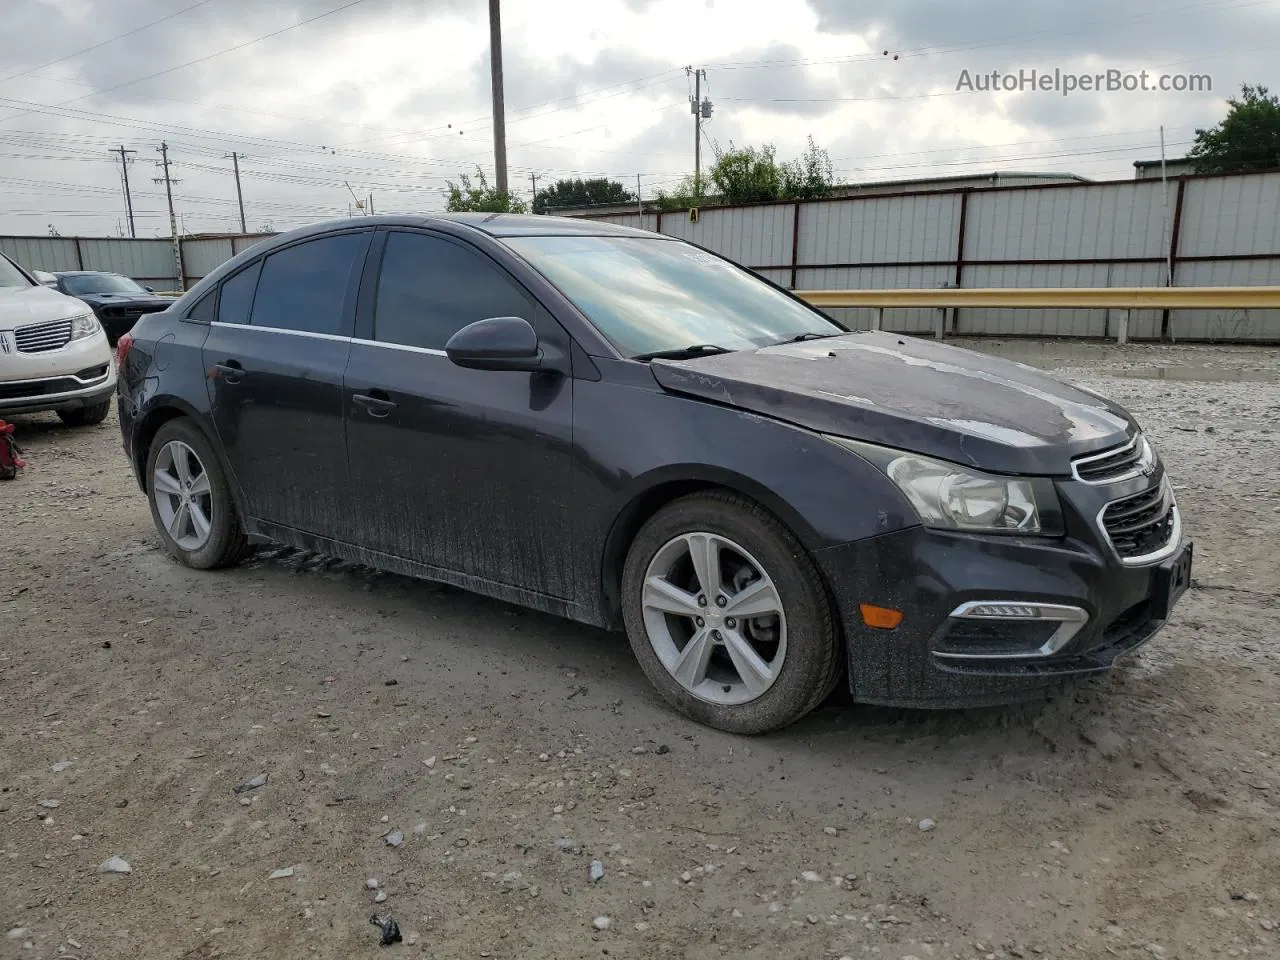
left=57, top=399, right=110, bottom=427
left=621, top=491, right=842, bottom=734
left=146, top=418, right=251, bottom=570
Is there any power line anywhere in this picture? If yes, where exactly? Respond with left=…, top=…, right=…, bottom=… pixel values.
left=0, top=0, right=220, bottom=86
left=0, top=0, right=380, bottom=126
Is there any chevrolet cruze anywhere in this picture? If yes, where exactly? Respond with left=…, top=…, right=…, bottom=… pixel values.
left=116, top=215, right=1192, bottom=733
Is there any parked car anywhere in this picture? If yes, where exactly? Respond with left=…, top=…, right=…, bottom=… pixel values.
left=115, top=215, right=1192, bottom=734
left=0, top=253, right=116, bottom=426
left=52, top=271, right=172, bottom=345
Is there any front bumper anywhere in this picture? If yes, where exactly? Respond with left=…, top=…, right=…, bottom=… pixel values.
left=816, top=523, right=1192, bottom=709
left=0, top=364, right=116, bottom=415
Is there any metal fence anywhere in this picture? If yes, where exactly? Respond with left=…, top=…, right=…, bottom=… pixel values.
left=0, top=233, right=275, bottom=291
left=580, top=170, right=1280, bottom=343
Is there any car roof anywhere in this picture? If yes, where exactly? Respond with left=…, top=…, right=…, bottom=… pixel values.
left=257, top=213, right=666, bottom=242
left=426, top=212, right=660, bottom=238
left=54, top=270, right=125, bottom=277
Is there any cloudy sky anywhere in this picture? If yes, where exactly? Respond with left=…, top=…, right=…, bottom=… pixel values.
left=0, top=0, right=1276, bottom=237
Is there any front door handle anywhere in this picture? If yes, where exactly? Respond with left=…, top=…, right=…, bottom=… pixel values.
left=352, top=392, right=397, bottom=418
left=213, top=361, right=243, bottom=385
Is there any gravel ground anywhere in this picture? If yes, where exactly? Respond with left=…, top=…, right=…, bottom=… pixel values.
left=2, top=341, right=1279, bottom=960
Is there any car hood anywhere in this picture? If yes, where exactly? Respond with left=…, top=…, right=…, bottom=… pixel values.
left=76, top=292, right=172, bottom=308
left=0, top=285, right=91, bottom=329
left=649, top=331, right=1135, bottom=476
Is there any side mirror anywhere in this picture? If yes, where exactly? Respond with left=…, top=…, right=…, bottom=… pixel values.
left=446, top=316, right=546, bottom=372
left=144, top=285, right=155, bottom=293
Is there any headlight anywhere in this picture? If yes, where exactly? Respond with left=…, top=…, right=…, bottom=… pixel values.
left=827, top=436, right=1064, bottom=536
left=1138, top=434, right=1158, bottom=472
left=68, top=313, right=100, bottom=341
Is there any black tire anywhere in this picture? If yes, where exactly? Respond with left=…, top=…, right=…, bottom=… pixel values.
left=57, top=399, right=110, bottom=427
left=621, top=491, right=842, bottom=735
left=145, top=418, right=252, bottom=570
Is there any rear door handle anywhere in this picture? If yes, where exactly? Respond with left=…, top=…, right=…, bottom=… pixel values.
left=213, top=361, right=243, bottom=385
left=352, top=392, right=397, bottom=418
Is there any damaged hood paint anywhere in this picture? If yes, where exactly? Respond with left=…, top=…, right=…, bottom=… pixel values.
left=649, top=332, right=1135, bottom=475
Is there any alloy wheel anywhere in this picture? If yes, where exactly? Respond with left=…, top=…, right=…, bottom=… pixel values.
left=152, top=439, right=214, bottom=552
left=640, top=532, right=787, bottom=706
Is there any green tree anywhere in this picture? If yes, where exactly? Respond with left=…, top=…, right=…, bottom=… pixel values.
left=533, top=177, right=635, bottom=214
left=781, top=136, right=835, bottom=199
left=654, top=175, right=704, bottom=210
left=709, top=142, right=784, bottom=204
left=444, top=167, right=528, bottom=213
left=1189, top=84, right=1280, bottom=174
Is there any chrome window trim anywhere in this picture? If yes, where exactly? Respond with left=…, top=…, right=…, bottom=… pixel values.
left=1071, top=434, right=1156, bottom=485
left=208, top=320, right=350, bottom=343
left=350, top=337, right=448, bottom=358
left=1096, top=479, right=1183, bottom=567
left=934, top=602, right=1090, bottom=661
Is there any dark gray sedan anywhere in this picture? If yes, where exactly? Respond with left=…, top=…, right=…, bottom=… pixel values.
left=115, top=214, right=1192, bottom=733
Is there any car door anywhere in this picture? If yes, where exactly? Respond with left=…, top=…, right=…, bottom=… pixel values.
left=343, top=228, right=575, bottom=600
left=202, top=229, right=372, bottom=538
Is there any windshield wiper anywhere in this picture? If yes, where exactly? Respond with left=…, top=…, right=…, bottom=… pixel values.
left=632, top=344, right=735, bottom=362
left=783, top=332, right=839, bottom=343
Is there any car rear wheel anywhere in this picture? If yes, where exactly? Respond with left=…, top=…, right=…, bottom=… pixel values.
left=57, top=399, right=110, bottom=427
left=621, top=491, right=842, bottom=734
left=146, top=419, right=251, bottom=570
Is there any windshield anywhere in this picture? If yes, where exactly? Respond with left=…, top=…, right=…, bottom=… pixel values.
left=502, top=236, right=843, bottom=357
left=0, top=256, right=33, bottom=289
left=61, top=273, right=147, bottom=295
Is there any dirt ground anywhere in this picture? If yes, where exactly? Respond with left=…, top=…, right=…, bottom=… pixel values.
left=2, top=340, right=1279, bottom=960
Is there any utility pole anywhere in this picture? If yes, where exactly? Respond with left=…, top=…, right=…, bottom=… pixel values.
left=636, top=173, right=643, bottom=218
left=488, top=0, right=508, bottom=196
left=154, top=142, right=185, bottom=291
left=114, top=145, right=137, bottom=238
left=225, top=151, right=247, bottom=233
left=529, top=173, right=539, bottom=212
left=367, top=192, right=374, bottom=216
left=687, top=67, right=710, bottom=199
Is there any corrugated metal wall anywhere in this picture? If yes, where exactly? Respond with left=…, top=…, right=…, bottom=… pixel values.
left=1169, top=173, right=1280, bottom=340
left=576, top=170, right=1280, bottom=342
left=0, top=233, right=277, bottom=290
left=4, top=174, right=1279, bottom=341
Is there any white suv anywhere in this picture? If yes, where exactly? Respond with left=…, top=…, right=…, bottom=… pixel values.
left=1, top=252, right=116, bottom=426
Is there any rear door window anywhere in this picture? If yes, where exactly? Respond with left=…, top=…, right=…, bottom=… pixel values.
left=251, top=233, right=369, bottom=336
left=217, top=261, right=261, bottom=326
left=187, top=290, right=216, bottom=323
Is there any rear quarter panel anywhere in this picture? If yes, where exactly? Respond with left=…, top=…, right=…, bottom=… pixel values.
left=118, top=311, right=217, bottom=488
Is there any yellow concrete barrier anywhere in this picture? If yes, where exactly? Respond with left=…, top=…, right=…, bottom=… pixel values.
left=794, top=286, right=1280, bottom=310
left=793, top=286, right=1280, bottom=342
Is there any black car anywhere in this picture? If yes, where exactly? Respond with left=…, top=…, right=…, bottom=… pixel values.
left=53, top=271, right=173, bottom=345
left=114, top=214, right=1192, bottom=734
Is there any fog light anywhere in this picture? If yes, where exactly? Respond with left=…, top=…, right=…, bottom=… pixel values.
left=966, top=603, right=1042, bottom=619
left=859, top=604, right=904, bottom=630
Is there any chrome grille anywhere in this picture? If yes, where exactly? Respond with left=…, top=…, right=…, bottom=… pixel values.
left=14, top=318, right=73, bottom=353
left=1100, top=480, right=1178, bottom=562
left=1072, top=436, right=1151, bottom=484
